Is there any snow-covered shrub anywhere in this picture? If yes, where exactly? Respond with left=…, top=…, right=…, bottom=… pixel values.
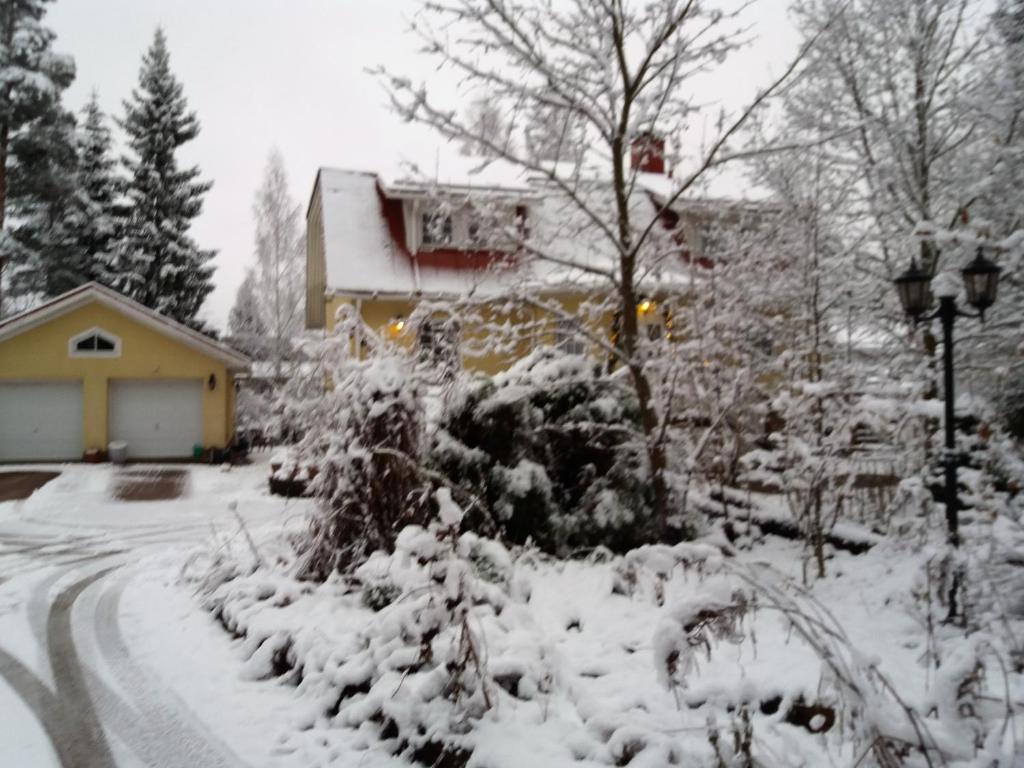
left=431, top=348, right=660, bottom=555
left=653, top=578, right=751, bottom=697
left=295, top=354, right=432, bottom=579
left=997, top=374, right=1024, bottom=441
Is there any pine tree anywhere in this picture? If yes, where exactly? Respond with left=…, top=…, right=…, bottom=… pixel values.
left=0, top=0, right=76, bottom=312
left=6, top=104, right=80, bottom=297
left=117, top=28, right=214, bottom=326
left=69, top=93, right=123, bottom=289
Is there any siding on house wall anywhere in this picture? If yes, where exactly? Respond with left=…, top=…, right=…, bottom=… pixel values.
left=0, top=300, right=236, bottom=453
left=323, top=291, right=626, bottom=376
left=306, top=177, right=327, bottom=330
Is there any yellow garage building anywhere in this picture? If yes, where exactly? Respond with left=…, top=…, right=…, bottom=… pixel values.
left=0, top=282, right=250, bottom=462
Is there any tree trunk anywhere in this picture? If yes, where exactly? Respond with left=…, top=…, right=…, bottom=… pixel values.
left=611, top=132, right=671, bottom=534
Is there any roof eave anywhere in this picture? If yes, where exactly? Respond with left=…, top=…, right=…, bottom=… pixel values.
left=0, top=283, right=251, bottom=372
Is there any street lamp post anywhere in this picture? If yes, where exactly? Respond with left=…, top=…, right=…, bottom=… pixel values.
left=893, top=248, right=1001, bottom=622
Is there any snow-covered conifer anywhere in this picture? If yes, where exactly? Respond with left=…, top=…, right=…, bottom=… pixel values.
left=68, top=93, right=123, bottom=289
left=116, top=28, right=214, bottom=326
left=0, top=0, right=76, bottom=309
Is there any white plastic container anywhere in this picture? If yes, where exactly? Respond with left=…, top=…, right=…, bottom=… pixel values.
left=108, top=441, right=128, bottom=465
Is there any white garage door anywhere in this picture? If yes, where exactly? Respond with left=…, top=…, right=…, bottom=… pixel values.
left=0, top=382, right=84, bottom=461
left=109, top=380, right=203, bottom=459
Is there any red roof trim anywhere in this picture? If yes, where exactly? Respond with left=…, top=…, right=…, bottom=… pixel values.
left=377, top=185, right=518, bottom=272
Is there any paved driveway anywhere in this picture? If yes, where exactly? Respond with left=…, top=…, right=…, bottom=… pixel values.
left=0, top=462, right=298, bottom=767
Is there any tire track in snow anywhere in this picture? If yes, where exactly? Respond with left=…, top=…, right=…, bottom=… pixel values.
left=45, top=566, right=120, bottom=768
left=93, top=577, right=244, bottom=768
left=0, top=646, right=69, bottom=763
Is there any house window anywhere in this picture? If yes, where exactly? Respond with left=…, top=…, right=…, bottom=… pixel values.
left=418, top=318, right=459, bottom=367
left=637, top=299, right=668, bottom=343
left=467, top=211, right=503, bottom=248
left=421, top=211, right=453, bottom=248
left=555, top=319, right=586, bottom=355
left=68, top=328, right=122, bottom=358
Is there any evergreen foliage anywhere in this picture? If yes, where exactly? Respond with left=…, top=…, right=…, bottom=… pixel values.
left=68, top=94, right=123, bottom=289
left=0, top=0, right=77, bottom=306
left=431, top=349, right=659, bottom=555
left=117, top=28, right=214, bottom=326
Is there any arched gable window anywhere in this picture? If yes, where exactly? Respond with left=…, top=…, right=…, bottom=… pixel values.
left=68, top=328, right=122, bottom=358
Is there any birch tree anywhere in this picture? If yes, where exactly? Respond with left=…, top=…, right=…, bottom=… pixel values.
left=382, top=0, right=813, bottom=530
left=787, top=0, right=986, bottom=281
left=787, top=0, right=1022, bottom=422
left=241, top=148, right=304, bottom=375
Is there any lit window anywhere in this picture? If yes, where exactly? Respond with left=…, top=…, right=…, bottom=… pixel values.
left=637, top=300, right=667, bottom=343
left=68, top=328, right=121, bottom=358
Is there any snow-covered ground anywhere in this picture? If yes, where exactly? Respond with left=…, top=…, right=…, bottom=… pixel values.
left=0, top=457, right=314, bottom=767
left=2, top=459, right=1019, bottom=766
left=185, top=518, right=1015, bottom=767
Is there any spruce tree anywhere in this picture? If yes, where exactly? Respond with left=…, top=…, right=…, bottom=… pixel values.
left=0, top=0, right=76, bottom=312
left=7, top=104, right=81, bottom=297
left=118, top=28, right=214, bottom=325
left=69, top=93, right=123, bottom=289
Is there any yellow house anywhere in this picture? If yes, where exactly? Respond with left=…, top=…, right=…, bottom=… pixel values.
left=0, top=282, right=250, bottom=462
left=304, top=149, right=771, bottom=372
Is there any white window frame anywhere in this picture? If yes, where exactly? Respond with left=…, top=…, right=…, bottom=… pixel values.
left=418, top=317, right=460, bottom=366
left=68, top=327, right=122, bottom=358
left=555, top=318, right=587, bottom=356
left=405, top=198, right=522, bottom=253
left=420, top=209, right=454, bottom=249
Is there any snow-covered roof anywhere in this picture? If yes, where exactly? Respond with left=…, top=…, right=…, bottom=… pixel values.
left=377, top=155, right=534, bottom=197
left=0, top=282, right=251, bottom=370
left=313, top=159, right=774, bottom=298
left=316, top=168, right=515, bottom=297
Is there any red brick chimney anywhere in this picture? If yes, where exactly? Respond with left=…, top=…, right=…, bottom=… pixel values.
left=630, top=131, right=666, bottom=175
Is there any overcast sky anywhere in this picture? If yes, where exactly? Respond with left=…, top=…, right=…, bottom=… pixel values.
left=48, top=0, right=799, bottom=330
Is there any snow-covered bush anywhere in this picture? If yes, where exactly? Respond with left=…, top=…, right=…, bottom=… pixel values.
left=431, top=348, right=661, bottom=555
left=997, top=374, right=1024, bottom=441
left=295, top=353, right=432, bottom=579
left=235, top=385, right=278, bottom=445
left=193, top=494, right=558, bottom=766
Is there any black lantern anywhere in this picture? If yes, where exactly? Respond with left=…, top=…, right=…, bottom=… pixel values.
left=961, top=249, right=1001, bottom=315
left=894, top=259, right=933, bottom=318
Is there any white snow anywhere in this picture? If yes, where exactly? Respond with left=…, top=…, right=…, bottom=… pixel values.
left=2, top=456, right=1020, bottom=766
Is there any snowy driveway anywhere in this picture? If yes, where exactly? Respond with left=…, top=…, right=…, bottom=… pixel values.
left=0, top=461, right=308, bottom=768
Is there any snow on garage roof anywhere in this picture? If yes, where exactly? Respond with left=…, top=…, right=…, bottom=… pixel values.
left=0, top=282, right=251, bottom=370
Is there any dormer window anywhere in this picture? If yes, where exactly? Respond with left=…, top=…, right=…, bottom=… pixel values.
left=404, top=198, right=525, bottom=254
left=421, top=211, right=453, bottom=248
left=69, top=328, right=122, bottom=358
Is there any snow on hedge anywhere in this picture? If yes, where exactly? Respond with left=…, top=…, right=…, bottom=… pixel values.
left=184, top=508, right=1022, bottom=767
